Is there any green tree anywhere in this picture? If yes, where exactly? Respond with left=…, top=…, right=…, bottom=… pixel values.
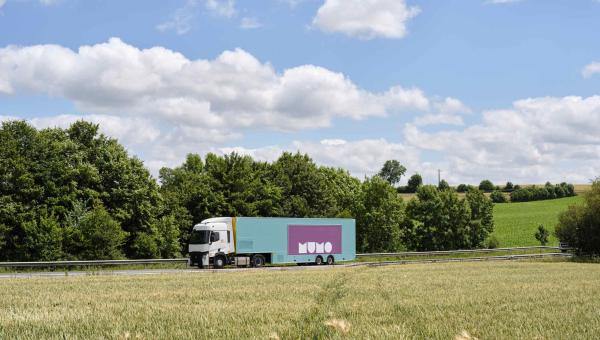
left=77, top=206, right=127, bottom=260
left=406, top=173, right=423, bottom=193
left=490, top=190, right=508, bottom=203
left=535, top=224, right=549, bottom=246
left=555, top=179, right=600, bottom=255
left=378, top=160, right=407, bottom=186
left=479, top=180, right=495, bottom=192
left=353, top=176, right=404, bottom=252
left=438, top=179, right=450, bottom=191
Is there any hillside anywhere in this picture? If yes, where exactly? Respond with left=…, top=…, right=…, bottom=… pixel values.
left=491, top=195, right=584, bottom=247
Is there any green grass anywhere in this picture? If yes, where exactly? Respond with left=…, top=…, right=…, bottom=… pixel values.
left=492, top=195, right=584, bottom=247
left=1, top=261, right=599, bottom=339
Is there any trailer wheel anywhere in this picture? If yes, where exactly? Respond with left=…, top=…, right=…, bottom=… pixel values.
left=315, top=256, right=324, bottom=265
left=251, top=254, right=265, bottom=268
left=326, top=255, right=335, bottom=265
left=214, top=255, right=226, bottom=269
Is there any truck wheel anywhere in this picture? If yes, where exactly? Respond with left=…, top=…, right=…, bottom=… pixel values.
left=315, top=256, right=324, bottom=265
left=214, top=255, right=226, bottom=269
left=326, top=255, right=335, bottom=265
left=251, top=254, right=265, bottom=268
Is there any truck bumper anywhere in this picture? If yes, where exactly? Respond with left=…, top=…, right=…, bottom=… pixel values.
left=189, top=251, right=208, bottom=267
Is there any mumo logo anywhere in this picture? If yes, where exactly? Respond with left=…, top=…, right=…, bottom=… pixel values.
left=298, top=242, right=333, bottom=254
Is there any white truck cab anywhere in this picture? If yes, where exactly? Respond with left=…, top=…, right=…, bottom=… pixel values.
left=188, top=217, right=235, bottom=268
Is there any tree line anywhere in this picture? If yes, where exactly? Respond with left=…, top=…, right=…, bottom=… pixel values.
left=0, top=121, right=494, bottom=261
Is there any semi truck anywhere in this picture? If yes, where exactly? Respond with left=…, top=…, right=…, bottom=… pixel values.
left=188, top=217, right=355, bottom=268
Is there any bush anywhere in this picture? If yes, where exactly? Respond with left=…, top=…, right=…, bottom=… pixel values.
left=555, top=179, right=600, bottom=255
left=479, top=180, right=495, bottom=192
left=456, top=184, right=469, bottom=193
left=504, top=182, right=514, bottom=191
left=486, top=236, right=500, bottom=249
left=510, top=182, right=577, bottom=202
left=490, top=190, right=508, bottom=203
left=535, top=225, right=549, bottom=246
left=77, top=206, right=127, bottom=260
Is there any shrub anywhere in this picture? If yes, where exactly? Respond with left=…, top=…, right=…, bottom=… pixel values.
left=504, top=182, right=514, bottom=191
left=490, top=190, right=508, bottom=203
left=534, top=224, right=549, bottom=246
left=510, top=182, right=576, bottom=202
left=486, top=236, right=500, bottom=249
left=479, top=180, right=495, bottom=192
left=456, top=184, right=469, bottom=193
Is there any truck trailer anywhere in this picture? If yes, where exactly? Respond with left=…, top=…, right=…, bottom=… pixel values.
left=188, top=217, right=356, bottom=268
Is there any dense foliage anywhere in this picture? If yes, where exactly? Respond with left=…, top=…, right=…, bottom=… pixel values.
left=555, top=179, right=600, bottom=255
left=0, top=120, right=179, bottom=261
left=510, top=182, right=575, bottom=202
left=402, top=186, right=494, bottom=251
left=0, top=121, right=496, bottom=260
left=490, top=190, right=508, bottom=203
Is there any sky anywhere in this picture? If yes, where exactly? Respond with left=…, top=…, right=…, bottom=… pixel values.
left=1, top=0, right=600, bottom=185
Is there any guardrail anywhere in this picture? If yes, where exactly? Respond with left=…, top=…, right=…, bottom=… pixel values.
left=0, top=246, right=571, bottom=268
left=355, top=252, right=572, bottom=267
left=356, top=246, right=567, bottom=257
left=0, top=258, right=188, bottom=268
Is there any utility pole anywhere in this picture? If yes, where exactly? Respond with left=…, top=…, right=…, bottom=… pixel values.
left=438, top=169, right=441, bottom=186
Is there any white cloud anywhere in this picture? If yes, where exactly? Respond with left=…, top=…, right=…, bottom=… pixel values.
left=404, top=95, right=600, bottom=184
left=157, top=0, right=198, bottom=35
left=312, top=0, right=420, bottom=40
left=485, top=0, right=523, bottom=4
left=0, top=0, right=6, bottom=9
left=582, top=62, right=600, bottom=78
left=205, top=0, right=235, bottom=18
left=0, top=38, right=451, bottom=176
left=414, top=113, right=464, bottom=126
left=240, top=17, right=261, bottom=29
left=0, top=38, right=434, bottom=133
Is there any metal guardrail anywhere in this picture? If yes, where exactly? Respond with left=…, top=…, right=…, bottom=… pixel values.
left=0, top=258, right=188, bottom=268
left=0, top=246, right=572, bottom=268
left=356, top=246, right=567, bottom=257
left=355, top=252, right=572, bottom=267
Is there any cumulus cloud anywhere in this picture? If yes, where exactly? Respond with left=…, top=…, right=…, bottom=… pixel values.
left=312, top=0, right=420, bottom=40
left=0, top=38, right=455, bottom=176
left=582, top=62, right=600, bottom=78
left=404, top=95, right=600, bottom=184
left=0, top=38, right=436, bottom=133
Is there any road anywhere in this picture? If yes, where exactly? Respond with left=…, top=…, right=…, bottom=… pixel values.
left=0, top=252, right=570, bottom=279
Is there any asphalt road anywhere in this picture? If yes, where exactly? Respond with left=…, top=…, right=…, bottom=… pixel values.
left=0, top=253, right=571, bottom=279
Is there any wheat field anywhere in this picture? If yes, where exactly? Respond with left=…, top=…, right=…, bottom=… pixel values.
left=1, top=261, right=599, bottom=339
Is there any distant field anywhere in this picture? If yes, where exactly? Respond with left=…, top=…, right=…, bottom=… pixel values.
left=1, top=261, right=599, bottom=339
left=491, top=195, right=584, bottom=247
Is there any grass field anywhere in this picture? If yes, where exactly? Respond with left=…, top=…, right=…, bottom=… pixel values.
left=1, top=261, right=599, bottom=339
left=491, top=195, right=583, bottom=247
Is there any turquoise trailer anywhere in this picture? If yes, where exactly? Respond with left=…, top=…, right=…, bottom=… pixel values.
left=188, top=217, right=355, bottom=268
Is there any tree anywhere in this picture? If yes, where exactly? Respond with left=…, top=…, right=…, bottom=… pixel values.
left=406, top=173, right=423, bottom=193
left=555, top=178, right=600, bottom=255
left=378, top=160, right=406, bottom=186
left=77, top=206, right=127, bottom=260
left=438, top=179, right=450, bottom=191
left=535, top=224, right=549, bottom=246
left=504, top=182, right=514, bottom=191
left=353, top=176, right=404, bottom=252
left=479, top=180, right=495, bottom=192
left=456, top=184, right=469, bottom=193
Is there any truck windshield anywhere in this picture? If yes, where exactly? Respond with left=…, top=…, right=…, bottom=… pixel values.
left=189, top=230, right=210, bottom=244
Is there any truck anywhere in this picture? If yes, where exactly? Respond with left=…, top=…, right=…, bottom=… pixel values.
left=188, top=217, right=355, bottom=268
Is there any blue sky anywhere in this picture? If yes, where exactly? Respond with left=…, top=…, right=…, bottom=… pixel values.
left=1, top=0, right=600, bottom=184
